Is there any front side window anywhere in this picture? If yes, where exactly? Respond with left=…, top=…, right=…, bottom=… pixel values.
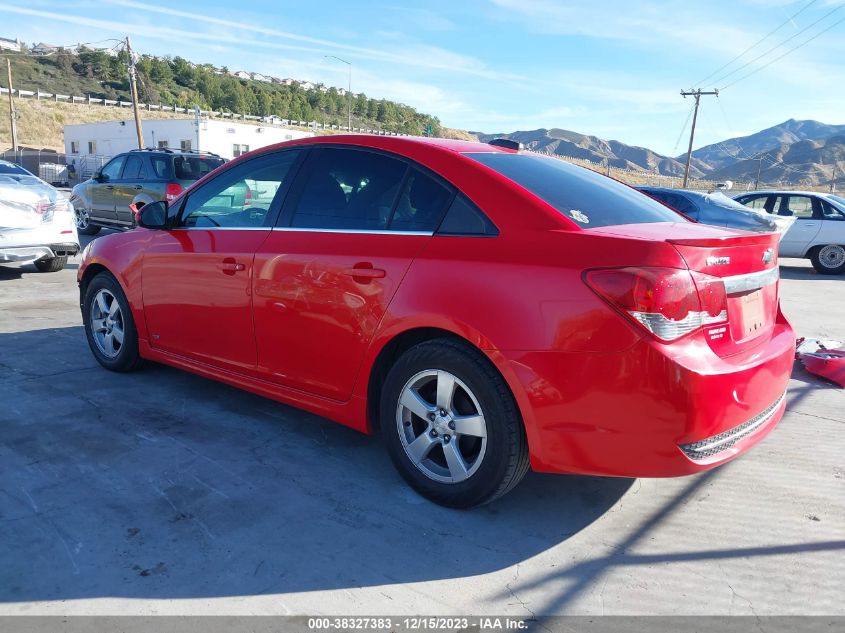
left=289, top=148, right=407, bottom=230
left=99, top=156, right=125, bottom=181
left=465, top=153, right=684, bottom=228
left=180, top=150, right=301, bottom=228
left=821, top=199, right=845, bottom=220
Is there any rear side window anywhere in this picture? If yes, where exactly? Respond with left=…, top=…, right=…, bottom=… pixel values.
left=736, top=195, right=771, bottom=212
left=289, top=148, right=407, bottom=230
left=465, top=153, right=685, bottom=228
left=150, top=156, right=171, bottom=179
left=388, top=168, right=452, bottom=232
left=173, top=156, right=225, bottom=181
left=437, top=194, right=498, bottom=236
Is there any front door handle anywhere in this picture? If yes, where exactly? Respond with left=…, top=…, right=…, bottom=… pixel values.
left=217, top=259, right=245, bottom=274
left=134, top=185, right=143, bottom=190
left=106, top=185, right=114, bottom=190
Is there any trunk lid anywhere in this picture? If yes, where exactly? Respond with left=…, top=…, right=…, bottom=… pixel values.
left=591, top=222, right=781, bottom=356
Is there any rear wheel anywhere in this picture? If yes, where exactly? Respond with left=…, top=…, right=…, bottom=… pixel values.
left=75, top=205, right=101, bottom=235
left=810, top=244, right=845, bottom=275
left=381, top=339, right=529, bottom=508
left=82, top=272, right=143, bottom=372
left=34, top=256, right=67, bottom=273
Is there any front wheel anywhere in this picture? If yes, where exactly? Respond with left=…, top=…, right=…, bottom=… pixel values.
left=34, top=256, right=67, bottom=272
left=74, top=204, right=101, bottom=235
left=381, top=339, right=529, bottom=508
left=82, top=272, right=143, bottom=372
left=810, top=244, right=845, bottom=275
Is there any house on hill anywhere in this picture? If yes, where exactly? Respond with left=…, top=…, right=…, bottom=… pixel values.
left=31, top=42, right=61, bottom=56
left=230, top=70, right=251, bottom=80
left=0, top=37, right=23, bottom=52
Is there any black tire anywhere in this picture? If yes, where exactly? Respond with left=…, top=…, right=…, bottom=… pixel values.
left=381, top=338, right=529, bottom=508
left=34, top=256, right=67, bottom=272
left=810, top=245, right=845, bottom=275
left=82, top=272, right=143, bottom=372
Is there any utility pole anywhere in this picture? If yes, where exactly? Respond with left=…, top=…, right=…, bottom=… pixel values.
left=755, top=154, right=764, bottom=191
left=125, top=36, right=144, bottom=149
left=831, top=163, right=837, bottom=193
left=680, top=89, right=718, bottom=188
left=5, top=58, right=18, bottom=152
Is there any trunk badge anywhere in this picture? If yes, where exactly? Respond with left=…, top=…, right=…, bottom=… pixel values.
left=762, top=248, right=774, bottom=264
left=706, top=256, right=731, bottom=266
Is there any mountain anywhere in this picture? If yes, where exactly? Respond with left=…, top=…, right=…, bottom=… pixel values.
left=473, top=128, right=706, bottom=178
left=683, top=119, right=845, bottom=172
left=709, top=135, right=845, bottom=186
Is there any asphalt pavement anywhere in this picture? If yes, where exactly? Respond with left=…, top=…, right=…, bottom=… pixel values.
left=0, top=239, right=843, bottom=616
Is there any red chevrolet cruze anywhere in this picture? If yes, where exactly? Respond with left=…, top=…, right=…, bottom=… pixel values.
left=78, top=136, right=794, bottom=508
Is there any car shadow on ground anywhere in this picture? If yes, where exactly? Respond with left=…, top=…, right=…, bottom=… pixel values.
left=0, top=326, right=634, bottom=603
left=779, top=265, right=842, bottom=281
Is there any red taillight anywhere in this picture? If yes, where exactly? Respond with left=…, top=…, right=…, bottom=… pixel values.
left=244, top=185, right=252, bottom=207
left=165, top=183, right=183, bottom=202
left=585, top=267, right=727, bottom=342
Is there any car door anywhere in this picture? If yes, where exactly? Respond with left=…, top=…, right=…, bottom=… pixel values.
left=141, top=149, right=304, bottom=374
left=774, top=194, right=822, bottom=257
left=90, top=155, right=125, bottom=222
left=112, top=153, right=146, bottom=226
left=816, top=197, right=845, bottom=248
left=252, top=147, right=453, bottom=401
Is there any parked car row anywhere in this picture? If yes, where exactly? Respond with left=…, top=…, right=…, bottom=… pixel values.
left=77, top=136, right=795, bottom=507
left=69, top=148, right=226, bottom=234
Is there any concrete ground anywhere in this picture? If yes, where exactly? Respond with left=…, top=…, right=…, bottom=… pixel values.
left=0, top=239, right=843, bottom=616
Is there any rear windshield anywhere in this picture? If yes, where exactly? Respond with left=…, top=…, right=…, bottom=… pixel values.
left=0, top=162, right=33, bottom=176
left=465, top=152, right=686, bottom=228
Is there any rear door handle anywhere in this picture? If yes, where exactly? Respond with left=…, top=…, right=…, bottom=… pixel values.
left=106, top=185, right=114, bottom=190
left=343, top=265, right=386, bottom=280
left=134, top=185, right=143, bottom=190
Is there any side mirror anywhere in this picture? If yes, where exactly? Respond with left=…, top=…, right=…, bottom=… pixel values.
left=136, top=201, right=168, bottom=229
left=94, top=172, right=108, bottom=183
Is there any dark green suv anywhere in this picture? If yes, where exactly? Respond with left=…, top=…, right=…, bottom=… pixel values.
left=70, top=149, right=225, bottom=234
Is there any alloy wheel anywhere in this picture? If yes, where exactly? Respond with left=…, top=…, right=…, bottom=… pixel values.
left=90, top=289, right=125, bottom=359
left=396, top=369, right=488, bottom=483
left=75, top=207, right=90, bottom=230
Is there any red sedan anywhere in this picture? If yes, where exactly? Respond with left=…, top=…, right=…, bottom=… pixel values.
left=77, top=136, right=795, bottom=508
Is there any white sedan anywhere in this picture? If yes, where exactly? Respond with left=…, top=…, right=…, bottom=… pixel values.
left=734, top=190, right=845, bottom=275
left=0, top=161, right=79, bottom=272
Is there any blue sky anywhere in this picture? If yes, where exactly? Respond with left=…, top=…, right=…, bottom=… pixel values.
left=3, top=0, right=845, bottom=155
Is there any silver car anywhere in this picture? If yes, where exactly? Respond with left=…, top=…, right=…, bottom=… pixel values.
left=0, top=161, right=79, bottom=272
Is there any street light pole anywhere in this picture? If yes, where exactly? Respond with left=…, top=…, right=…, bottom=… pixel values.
left=324, top=55, right=352, bottom=132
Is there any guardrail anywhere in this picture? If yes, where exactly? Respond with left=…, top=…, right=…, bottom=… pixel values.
left=0, top=86, right=404, bottom=136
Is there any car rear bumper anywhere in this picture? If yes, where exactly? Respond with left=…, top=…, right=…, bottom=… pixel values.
left=504, top=314, right=795, bottom=477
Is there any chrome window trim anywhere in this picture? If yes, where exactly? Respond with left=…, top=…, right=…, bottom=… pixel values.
left=170, top=227, right=272, bottom=231
left=722, top=266, right=779, bottom=294
left=271, top=227, right=433, bottom=236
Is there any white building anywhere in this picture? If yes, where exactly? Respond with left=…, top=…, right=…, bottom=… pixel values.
left=64, top=118, right=314, bottom=162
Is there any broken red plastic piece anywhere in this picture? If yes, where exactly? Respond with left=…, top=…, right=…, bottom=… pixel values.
left=798, top=349, right=845, bottom=388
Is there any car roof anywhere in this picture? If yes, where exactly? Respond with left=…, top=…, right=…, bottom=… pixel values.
left=737, top=190, right=828, bottom=196
left=259, top=134, right=514, bottom=157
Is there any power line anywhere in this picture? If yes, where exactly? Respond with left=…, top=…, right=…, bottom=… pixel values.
left=712, top=4, right=843, bottom=87
left=694, top=0, right=818, bottom=87
left=721, top=13, right=845, bottom=89
left=672, top=100, right=697, bottom=155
